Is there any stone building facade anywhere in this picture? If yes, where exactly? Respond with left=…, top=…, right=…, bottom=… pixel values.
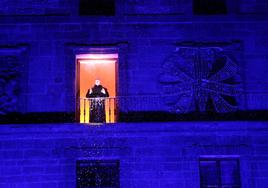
left=0, top=122, right=267, bottom=188
left=0, top=0, right=268, bottom=187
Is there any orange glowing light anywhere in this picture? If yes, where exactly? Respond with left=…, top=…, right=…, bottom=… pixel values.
left=77, top=54, right=117, bottom=123
left=76, top=53, right=118, bottom=60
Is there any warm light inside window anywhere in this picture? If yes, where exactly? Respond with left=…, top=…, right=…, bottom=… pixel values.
left=77, top=54, right=117, bottom=123
left=77, top=54, right=118, bottom=60
left=80, top=60, right=115, bottom=64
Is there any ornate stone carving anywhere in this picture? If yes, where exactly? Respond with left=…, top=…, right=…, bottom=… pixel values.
left=0, top=56, right=20, bottom=114
left=160, top=46, right=242, bottom=113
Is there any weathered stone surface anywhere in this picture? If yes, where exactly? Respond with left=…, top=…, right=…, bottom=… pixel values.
left=0, top=122, right=266, bottom=188
left=0, top=0, right=70, bottom=15
left=0, top=56, right=20, bottom=114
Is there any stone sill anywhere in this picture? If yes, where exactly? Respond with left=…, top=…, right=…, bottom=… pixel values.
left=1, top=111, right=268, bottom=124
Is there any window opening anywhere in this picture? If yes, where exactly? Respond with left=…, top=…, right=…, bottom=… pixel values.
left=77, top=53, right=118, bottom=124
left=193, top=0, right=227, bottom=15
left=76, top=160, right=120, bottom=188
left=79, top=0, right=115, bottom=16
left=199, top=157, right=241, bottom=188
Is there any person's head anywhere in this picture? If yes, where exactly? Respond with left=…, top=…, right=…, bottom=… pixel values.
left=95, top=79, right=101, bottom=86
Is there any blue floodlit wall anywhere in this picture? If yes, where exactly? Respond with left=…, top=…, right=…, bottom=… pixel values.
left=0, top=122, right=267, bottom=188
left=0, top=0, right=268, bottom=115
left=0, top=1, right=268, bottom=188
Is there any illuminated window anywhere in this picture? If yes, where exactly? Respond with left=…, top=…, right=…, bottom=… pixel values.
left=193, top=0, right=227, bottom=15
left=199, top=158, right=241, bottom=188
left=79, top=0, right=115, bottom=16
left=76, top=160, right=119, bottom=188
left=77, top=53, right=118, bottom=123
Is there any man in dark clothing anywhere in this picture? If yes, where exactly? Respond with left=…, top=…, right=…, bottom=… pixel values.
left=86, top=79, right=109, bottom=123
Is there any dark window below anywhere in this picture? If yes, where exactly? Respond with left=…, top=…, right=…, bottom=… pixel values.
left=79, top=0, right=115, bottom=16
left=199, top=158, right=241, bottom=188
left=76, top=160, right=119, bottom=188
left=193, top=0, right=227, bottom=15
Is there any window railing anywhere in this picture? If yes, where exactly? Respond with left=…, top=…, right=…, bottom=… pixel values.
left=79, top=94, right=268, bottom=123
left=79, top=95, right=164, bottom=123
left=79, top=97, right=117, bottom=123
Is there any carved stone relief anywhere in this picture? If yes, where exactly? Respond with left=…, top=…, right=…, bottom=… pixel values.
left=160, top=45, right=243, bottom=113
left=0, top=56, right=21, bottom=114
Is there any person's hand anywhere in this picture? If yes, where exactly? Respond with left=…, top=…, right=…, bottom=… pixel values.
left=101, top=88, right=106, bottom=94
left=89, top=89, right=92, bottom=94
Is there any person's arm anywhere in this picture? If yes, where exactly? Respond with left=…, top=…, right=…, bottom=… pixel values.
left=86, top=89, right=94, bottom=98
left=100, top=87, right=109, bottom=97
left=105, top=88, right=109, bottom=97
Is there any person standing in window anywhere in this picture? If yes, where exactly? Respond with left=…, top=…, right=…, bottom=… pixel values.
left=86, top=79, right=109, bottom=123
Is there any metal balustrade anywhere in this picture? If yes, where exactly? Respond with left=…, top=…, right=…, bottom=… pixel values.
left=79, top=93, right=253, bottom=123
left=79, top=95, right=164, bottom=123
left=79, top=97, right=117, bottom=123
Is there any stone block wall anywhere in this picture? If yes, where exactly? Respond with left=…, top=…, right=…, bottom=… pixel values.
left=0, top=0, right=267, bottom=114
left=0, top=122, right=267, bottom=187
left=0, top=0, right=71, bottom=15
